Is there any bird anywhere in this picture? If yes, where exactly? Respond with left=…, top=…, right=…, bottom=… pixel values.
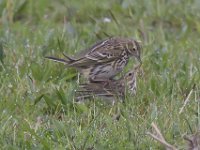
left=45, top=37, right=142, bottom=82
left=75, top=64, right=140, bottom=103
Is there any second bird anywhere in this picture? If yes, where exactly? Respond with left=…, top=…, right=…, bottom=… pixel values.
left=46, top=37, right=142, bottom=82
left=75, top=65, right=140, bottom=103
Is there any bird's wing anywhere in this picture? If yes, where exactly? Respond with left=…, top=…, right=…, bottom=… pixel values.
left=86, top=40, right=125, bottom=63
left=46, top=37, right=132, bottom=67
left=69, top=38, right=126, bottom=66
left=76, top=81, right=125, bottom=101
left=78, top=83, right=104, bottom=91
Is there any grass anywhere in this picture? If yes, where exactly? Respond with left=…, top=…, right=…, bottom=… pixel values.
left=0, top=0, right=200, bottom=149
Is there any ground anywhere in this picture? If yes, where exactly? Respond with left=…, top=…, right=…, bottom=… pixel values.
left=0, top=0, right=200, bottom=149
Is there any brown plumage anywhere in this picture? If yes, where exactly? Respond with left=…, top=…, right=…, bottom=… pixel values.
left=75, top=65, right=140, bottom=102
left=45, top=37, right=142, bottom=82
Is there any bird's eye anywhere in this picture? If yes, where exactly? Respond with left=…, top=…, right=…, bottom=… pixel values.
left=133, top=48, right=136, bottom=51
left=128, top=73, right=132, bottom=76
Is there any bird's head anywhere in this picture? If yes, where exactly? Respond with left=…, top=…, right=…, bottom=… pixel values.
left=124, top=64, right=141, bottom=95
left=125, top=40, right=142, bottom=64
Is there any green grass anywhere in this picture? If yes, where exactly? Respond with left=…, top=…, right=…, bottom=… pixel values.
left=0, top=0, right=200, bottom=149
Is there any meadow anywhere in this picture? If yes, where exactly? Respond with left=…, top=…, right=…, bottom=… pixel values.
left=0, top=0, right=200, bottom=149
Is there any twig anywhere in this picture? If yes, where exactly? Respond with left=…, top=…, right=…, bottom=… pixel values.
left=147, top=122, right=178, bottom=150
left=151, top=122, right=165, bottom=140
left=146, top=132, right=176, bottom=150
left=179, top=89, right=193, bottom=114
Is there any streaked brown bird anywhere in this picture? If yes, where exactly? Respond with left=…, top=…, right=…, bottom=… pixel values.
left=45, top=37, right=142, bottom=82
left=75, top=65, right=140, bottom=102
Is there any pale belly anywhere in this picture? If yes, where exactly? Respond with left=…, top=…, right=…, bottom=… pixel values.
left=81, top=56, right=128, bottom=81
left=89, top=59, right=128, bottom=80
left=91, top=64, right=120, bottom=79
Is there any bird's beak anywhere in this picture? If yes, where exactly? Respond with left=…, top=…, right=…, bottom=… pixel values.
left=137, top=56, right=142, bottom=64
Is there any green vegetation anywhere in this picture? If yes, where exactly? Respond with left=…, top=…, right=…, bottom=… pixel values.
left=0, top=0, right=199, bottom=149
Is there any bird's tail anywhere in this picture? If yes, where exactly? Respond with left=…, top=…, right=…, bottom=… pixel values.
left=45, top=53, right=76, bottom=65
left=62, top=52, right=76, bottom=61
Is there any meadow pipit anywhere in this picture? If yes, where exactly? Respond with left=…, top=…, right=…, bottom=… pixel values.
left=75, top=64, right=140, bottom=102
left=46, top=37, right=142, bottom=82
